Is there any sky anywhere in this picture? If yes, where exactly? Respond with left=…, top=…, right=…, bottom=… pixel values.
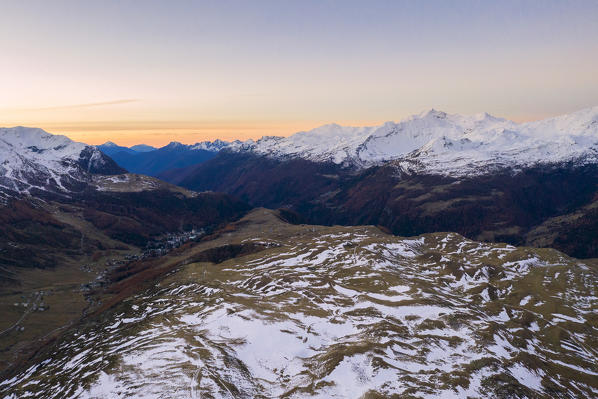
left=1, top=0, right=598, bottom=147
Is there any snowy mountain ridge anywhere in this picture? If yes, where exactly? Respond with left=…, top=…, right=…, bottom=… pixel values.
left=0, top=126, right=123, bottom=197
left=100, top=139, right=232, bottom=154
left=189, top=138, right=235, bottom=152
left=3, top=105, right=598, bottom=197
left=97, top=105, right=598, bottom=176
left=230, top=106, right=598, bottom=175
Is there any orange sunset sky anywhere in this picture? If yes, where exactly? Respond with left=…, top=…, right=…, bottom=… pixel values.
left=1, top=1, right=598, bottom=147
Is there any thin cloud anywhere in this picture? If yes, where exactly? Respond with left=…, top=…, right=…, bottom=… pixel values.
left=27, top=99, right=140, bottom=111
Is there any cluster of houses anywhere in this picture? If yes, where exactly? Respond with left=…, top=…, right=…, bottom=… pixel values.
left=78, top=228, right=206, bottom=295
left=101, top=228, right=207, bottom=266
left=12, top=291, right=47, bottom=316
left=142, top=228, right=206, bottom=258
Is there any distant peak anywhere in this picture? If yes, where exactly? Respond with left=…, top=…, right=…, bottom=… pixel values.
left=472, top=111, right=503, bottom=122
left=130, top=144, right=156, bottom=152
left=419, top=109, right=447, bottom=119
left=321, top=123, right=342, bottom=128
left=189, top=139, right=231, bottom=151
left=299, top=123, right=348, bottom=136
left=102, top=141, right=118, bottom=147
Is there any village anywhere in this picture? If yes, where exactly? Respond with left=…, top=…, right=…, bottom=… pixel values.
left=79, top=228, right=207, bottom=293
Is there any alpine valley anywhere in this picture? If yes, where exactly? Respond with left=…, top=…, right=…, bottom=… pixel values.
left=161, top=106, right=598, bottom=259
left=1, top=106, right=597, bottom=399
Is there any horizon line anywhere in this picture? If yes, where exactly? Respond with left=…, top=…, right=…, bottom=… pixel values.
left=3, top=104, right=595, bottom=147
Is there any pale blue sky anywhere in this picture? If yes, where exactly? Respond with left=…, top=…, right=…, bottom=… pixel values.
left=1, top=0, right=597, bottom=145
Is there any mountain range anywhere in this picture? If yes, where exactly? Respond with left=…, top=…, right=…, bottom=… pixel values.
left=3, top=106, right=598, bottom=259
left=226, top=106, right=598, bottom=174
left=98, top=140, right=231, bottom=177
left=102, top=105, right=598, bottom=178
left=157, top=106, right=598, bottom=259
left=1, top=107, right=597, bottom=398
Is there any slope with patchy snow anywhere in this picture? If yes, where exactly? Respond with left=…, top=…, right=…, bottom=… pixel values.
left=3, top=210, right=596, bottom=398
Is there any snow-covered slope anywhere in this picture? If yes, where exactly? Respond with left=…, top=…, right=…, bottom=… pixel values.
left=231, top=106, right=598, bottom=175
left=190, top=138, right=235, bottom=152
left=0, top=126, right=123, bottom=196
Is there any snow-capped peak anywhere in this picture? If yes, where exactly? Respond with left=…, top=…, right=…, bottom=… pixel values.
left=165, top=141, right=184, bottom=149
left=231, top=106, right=598, bottom=175
left=418, top=108, right=447, bottom=120
left=0, top=126, right=123, bottom=197
left=190, top=139, right=231, bottom=152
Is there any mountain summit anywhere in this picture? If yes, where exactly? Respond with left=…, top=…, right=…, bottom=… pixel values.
left=0, top=126, right=124, bottom=198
